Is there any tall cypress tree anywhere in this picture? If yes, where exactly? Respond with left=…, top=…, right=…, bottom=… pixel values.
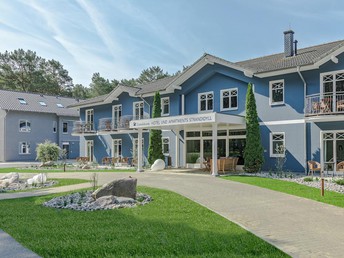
left=244, top=83, right=264, bottom=172
left=148, top=92, right=164, bottom=164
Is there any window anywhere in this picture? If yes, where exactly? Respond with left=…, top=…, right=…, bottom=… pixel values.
left=19, top=142, right=30, bottom=154
left=270, top=132, right=285, bottom=157
left=112, top=139, right=122, bottom=158
left=161, top=97, right=170, bottom=116
left=63, top=122, right=68, bottom=133
left=18, top=98, right=27, bottom=105
left=39, top=101, right=47, bottom=106
left=112, top=105, right=122, bottom=128
left=162, top=137, right=170, bottom=155
left=269, top=80, right=284, bottom=105
left=19, top=120, right=31, bottom=132
left=221, top=88, right=238, bottom=111
left=85, top=109, right=94, bottom=131
left=85, top=140, right=94, bottom=162
left=57, top=103, right=64, bottom=108
left=53, top=121, right=57, bottom=133
left=133, top=101, right=144, bottom=119
left=198, top=92, right=214, bottom=112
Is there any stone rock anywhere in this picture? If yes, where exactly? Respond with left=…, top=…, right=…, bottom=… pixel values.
left=82, top=165, right=91, bottom=169
left=116, top=197, right=136, bottom=204
left=151, top=159, right=165, bottom=171
left=92, top=177, right=137, bottom=200
left=93, top=195, right=117, bottom=208
left=40, top=161, right=55, bottom=167
left=0, top=173, right=19, bottom=184
left=27, top=173, right=47, bottom=185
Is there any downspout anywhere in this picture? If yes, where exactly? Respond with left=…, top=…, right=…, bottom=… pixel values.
left=297, top=66, right=307, bottom=174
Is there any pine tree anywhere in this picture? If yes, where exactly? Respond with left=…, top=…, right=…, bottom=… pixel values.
left=148, top=92, right=164, bottom=164
left=244, top=83, right=264, bottom=172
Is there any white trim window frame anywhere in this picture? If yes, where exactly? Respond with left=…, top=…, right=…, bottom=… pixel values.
left=220, top=88, right=238, bottom=111
left=161, top=97, right=170, bottom=116
left=270, top=132, right=285, bottom=157
left=162, top=137, right=170, bottom=155
left=53, top=121, right=57, bottom=133
left=198, top=91, right=214, bottom=113
left=112, top=139, right=122, bottom=158
left=19, top=142, right=30, bottom=154
left=85, top=109, right=94, bottom=131
left=112, top=104, right=122, bottom=128
left=85, top=140, right=94, bottom=162
left=19, top=120, right=31, bottom=132
left=269, top=79, right=285, bottom=106
left=62, top=122, right=68, bottom=134
left=133, top=101, right=144, bottom=119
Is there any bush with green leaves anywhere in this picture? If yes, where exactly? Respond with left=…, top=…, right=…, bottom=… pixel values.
left=335, top=179, right=344, bottom=185
left=303, top=177, right=314, bottom=182
left=36, top=140, right=61, bottom=163
left=244, top=83, right=264, bottom=173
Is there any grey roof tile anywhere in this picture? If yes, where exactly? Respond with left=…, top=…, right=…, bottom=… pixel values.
left=236, top=40, right=344, bottom=73
left=0, top=89, right=79, bottom=117
left=135, top=76, right=178, bottom=95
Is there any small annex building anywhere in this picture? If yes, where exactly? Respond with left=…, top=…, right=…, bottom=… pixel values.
left=0, top=89, right=80, bottom=162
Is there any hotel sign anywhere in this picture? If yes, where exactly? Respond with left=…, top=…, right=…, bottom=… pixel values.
left=130, top=113, right=216, bottom=129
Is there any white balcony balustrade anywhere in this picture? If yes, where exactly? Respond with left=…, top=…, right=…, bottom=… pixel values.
left=305, top=92, right=344, bottom=116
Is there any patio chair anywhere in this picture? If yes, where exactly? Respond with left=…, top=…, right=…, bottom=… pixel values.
left=307, top=160, right=321, bottom=177
left=336, top=161, right=344, bottom=176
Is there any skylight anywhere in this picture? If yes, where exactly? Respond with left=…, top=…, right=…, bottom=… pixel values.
left=39, top=101, right=47, bottom=106
left=57, top=103, right=64, bottom=108
left=18, top=98, right=27, bottom=105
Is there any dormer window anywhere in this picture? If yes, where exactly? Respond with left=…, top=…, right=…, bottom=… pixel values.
left=18, top=98, right=27, bottom=105
left=39, top=101, right=47, bottom=106
left=57, top=103, right=64, bottom=108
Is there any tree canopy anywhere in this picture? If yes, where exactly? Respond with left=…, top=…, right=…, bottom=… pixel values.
left=0, top=49, right=73, bottom=96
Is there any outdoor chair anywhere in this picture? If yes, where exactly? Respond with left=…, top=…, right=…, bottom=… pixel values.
left=102, top=157, right=111, bottom=165
left=307, top=160, right=321, bottom=177
left=336, top=161, right=344, bottom=176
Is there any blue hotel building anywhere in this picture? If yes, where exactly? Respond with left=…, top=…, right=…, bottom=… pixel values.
left=70, top=31, right=344, bottom=175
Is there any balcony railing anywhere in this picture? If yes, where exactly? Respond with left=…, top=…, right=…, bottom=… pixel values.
left=305, top=92, right=344, bottom=116
left=72, top=121, right=96, bottom=134
left=98, top=115, right=150, bottom=132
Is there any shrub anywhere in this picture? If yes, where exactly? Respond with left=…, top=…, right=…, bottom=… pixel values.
left=335, top=179, right=344, bottom=185
left=244, top=83, right=264, bottom=173
left=303, top=177, right=313, bottom=182
left=36, top=140, right=61, bottom=163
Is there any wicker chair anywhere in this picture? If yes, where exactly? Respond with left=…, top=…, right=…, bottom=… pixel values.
left=307, top=160, right=321, bottom=176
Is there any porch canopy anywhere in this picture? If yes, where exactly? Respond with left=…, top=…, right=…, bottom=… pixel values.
left=129, top=112, right=245, bottom=175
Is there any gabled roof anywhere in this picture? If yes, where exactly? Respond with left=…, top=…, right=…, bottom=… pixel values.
left=0, top=89, right=79, bottom=117
left=69, top=37, right=344, bottom=108
left=236, top=39, right=344, bottom=75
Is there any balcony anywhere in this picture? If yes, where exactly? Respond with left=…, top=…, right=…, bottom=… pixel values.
left=98, top=115, right=150, bottom=133
left=72, top=121, right=96, bottom=135
left=305, top=92, right=344, bottom=116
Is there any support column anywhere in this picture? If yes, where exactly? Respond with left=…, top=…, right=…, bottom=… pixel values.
left=137, top=129, right=144, bottom=172
left=212, top=123, right=218, bottom=176
left=175, top=129, right=180, bottom=168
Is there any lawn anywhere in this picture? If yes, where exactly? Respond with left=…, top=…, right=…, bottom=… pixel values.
left=0, top=167, right=135, bottom=173
left=0, top=186, right=288, bottom=258
left=222, top=176, right=344, bottom=208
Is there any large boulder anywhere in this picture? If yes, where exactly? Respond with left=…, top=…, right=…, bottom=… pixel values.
left=0, top=172, right=19, bottom=184
left=151, top=159, right=165, bottom=171
left=92, top=177, right=137, bottom=200
left=27, top=173, right=47, bottom=185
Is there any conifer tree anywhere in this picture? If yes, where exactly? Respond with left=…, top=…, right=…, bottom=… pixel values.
left=244, top=83, right=264, bottom=172
left=148, top=92, right=164, bottom=164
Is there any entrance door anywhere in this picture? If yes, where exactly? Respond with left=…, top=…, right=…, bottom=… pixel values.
left=62, top=143, right=70, bottom=159
left=322, top=132, right=344, bottom=173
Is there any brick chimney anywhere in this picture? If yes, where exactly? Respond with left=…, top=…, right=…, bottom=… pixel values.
left=284, top=30, right=294, bottom=57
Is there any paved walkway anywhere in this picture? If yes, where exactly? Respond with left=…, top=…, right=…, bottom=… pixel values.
left=1, top=171, right=344, bottom=257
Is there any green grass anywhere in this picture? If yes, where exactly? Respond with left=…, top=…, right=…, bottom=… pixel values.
left=0, top=167, right=135, bottom=173
left=0, top=186, right=288, bottom=258
left=1, top=178, right=89, bottom=193
left=223, top=176, right=344, bottom=208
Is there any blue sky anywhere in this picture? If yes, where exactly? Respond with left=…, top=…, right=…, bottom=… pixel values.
left=1, top=0, right=344, bottom=86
